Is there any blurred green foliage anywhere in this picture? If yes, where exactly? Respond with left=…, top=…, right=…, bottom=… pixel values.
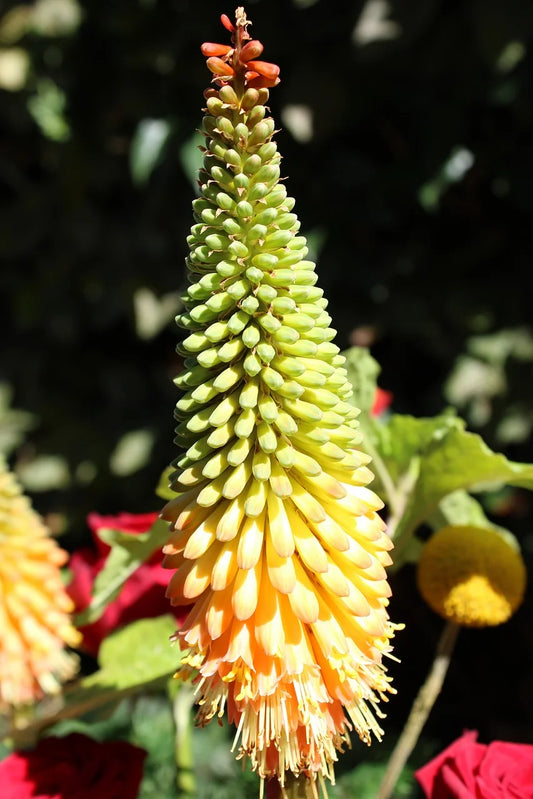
left=2, top=0, right=533, bottom=790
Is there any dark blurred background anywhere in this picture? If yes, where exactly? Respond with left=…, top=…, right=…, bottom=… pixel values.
left=1, top=0, right=533, bottom=778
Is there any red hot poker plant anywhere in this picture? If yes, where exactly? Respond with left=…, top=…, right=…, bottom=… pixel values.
left=161, top=8, right=398, bottom=794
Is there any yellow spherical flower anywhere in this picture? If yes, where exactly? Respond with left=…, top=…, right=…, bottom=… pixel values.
left=161, top=8, right=398, bottom=792
left=0, top=459, right=81, bottom=707
left=417, top=524, right=527, bottom=628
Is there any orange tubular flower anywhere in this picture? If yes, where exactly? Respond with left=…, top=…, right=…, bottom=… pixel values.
left=0, top=459, right=80, bottom=707
left=162, top=7, right=398, bottom=795
left=201, top=7, right=280, bottom=90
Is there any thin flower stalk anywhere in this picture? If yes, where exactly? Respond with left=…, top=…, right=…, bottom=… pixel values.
left=162, top=7, right=398, bottom=792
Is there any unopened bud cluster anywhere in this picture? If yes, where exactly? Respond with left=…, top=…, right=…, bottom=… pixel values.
left=173, top=82, right=361, bottom=504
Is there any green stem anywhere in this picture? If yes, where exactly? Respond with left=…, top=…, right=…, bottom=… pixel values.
left=363, top=434, right=402, bottom=518
left=283, top=774, right=320, bottom=799
left=173, top=682, right=197, bottom=798
left=376, top=621, right=460, bottom=799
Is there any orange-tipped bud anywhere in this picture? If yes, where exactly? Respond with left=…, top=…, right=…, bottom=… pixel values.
left=240, top=39, right=264, bottom=63
left=220, top=13, right=235, bottom=33
left=206, top=57, right=235, bottom=77
left=201, top=42, right=233, bottom=57
left=246, top=73, right=281, bottom=90
left=246, top=60, right=280, bottom=81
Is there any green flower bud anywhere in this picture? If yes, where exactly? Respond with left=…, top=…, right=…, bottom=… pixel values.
left=256, top=284, right=277, bottom=303
left=240, top=296, right=259, bottom=314
left=218, top=85, right=238, bottom=105
left=243, top=353, right=262, bottom=376
left=227, top=436, right=253, bottom=466
left=234, top=409, right=256, bottom=439
left=242, top=325, right=261, bottom=348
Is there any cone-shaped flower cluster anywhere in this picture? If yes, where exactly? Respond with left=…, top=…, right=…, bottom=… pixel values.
left=0, top=459, right=80, bottom=707
left=162, top=7, right=397, bottom=789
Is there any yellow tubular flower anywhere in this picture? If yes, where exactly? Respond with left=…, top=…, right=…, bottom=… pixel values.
left=162, top=8, right=398, bottom=791
left=0, top=459, right=80, bottom=707
left=417, top=525, right=527, bottom=627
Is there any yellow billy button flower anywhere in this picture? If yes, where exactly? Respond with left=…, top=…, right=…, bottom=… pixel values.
left=417, top=525, right=527, bottom=627
left=0, top=459, right=81, bottom=707
left=161, top=7, right=398, bottom=792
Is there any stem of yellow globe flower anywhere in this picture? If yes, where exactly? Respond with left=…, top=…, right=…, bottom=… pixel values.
left=173, top=682, right=197, bottom=797
left=376, top=620, right=460, bottom=799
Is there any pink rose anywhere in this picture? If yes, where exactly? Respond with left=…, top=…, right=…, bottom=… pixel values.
left=0, top=733, right=146, bottom=799
left=68, top=512, right=187, bottom=656
left=415, top=730, right=533, bottom=799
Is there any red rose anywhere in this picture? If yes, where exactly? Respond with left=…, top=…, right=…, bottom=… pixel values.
left=415, top=730, right=533, bottom=799
left=0, top=733, right=146, bottom=799
left=67, top=512, right=187, bottom=656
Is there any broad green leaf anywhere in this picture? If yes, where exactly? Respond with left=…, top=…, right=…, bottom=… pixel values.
left=74, top=518, right=169, bottom=626
left=90, top=615, right=179, bottom=686
left=375, top=410, right=459, bottom=485
left=389, top=415, right=533, bottom=562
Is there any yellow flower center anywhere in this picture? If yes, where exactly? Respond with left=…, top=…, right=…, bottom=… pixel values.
left=416, top=524, right=527, bottom=627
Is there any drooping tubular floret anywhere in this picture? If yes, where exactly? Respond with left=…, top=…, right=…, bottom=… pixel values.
left=162, top=7, right=398, bottom=793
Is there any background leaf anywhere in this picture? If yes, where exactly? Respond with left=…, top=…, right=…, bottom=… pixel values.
left=342, top=346, right=381, bottom=416
left=9, top=616, right=181, bottom=747
left=385, top=415, right=533, bottom=561
left=75, top=518, right=169, bottom=626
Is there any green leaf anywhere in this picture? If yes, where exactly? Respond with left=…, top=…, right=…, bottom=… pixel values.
left=375, top=410, right=459, bottom=485
left=88, top=615, right=179, bottom=688
left=27, top=78, right=70, bottom=141
left=0, top=382, right=35, bottom=456
left=130, top=118, right=172, bottom=185
left=431, top=489, right=494, bottom=530
left=334, top=761, right=414, bottom=799
left=8, top=617, right=182, bottom=748
left=342, top=345, right=380, bottom=416
left=179, top=131, right=204, bottom=191
left=385, top=413, right=533, bottom=563
left=74, top=518, right=169, bottom=626
left=109, top=428, right=155, bottom=476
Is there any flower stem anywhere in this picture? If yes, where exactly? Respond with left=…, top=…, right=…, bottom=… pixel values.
left=376, top=620, right=460, bottom=799
left=264, top=774, right=321, bottom=799
left=364, top=436, right=401, bottom=519
left=283, top=774, right=320, bottom=798
left=173, top=682, right=197, bottom=797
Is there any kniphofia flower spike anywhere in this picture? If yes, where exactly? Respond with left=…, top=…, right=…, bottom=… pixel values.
left=162, top=8, right=398, bottom=795
left=0, top=458, right=80, bottom=707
